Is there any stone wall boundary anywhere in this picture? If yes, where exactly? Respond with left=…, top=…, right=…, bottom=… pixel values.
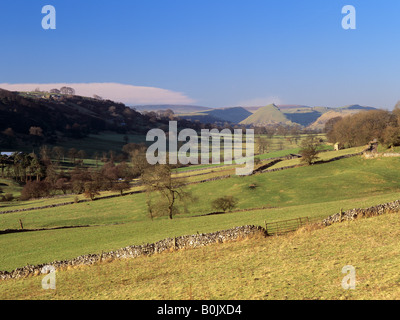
left=322, top=199, right=400, bottom=226
left=2, top=197, right=400, bottom=281
left=0, top=225, right=267, bottom=280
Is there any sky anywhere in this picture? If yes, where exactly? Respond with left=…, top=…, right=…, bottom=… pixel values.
left=1, top=0, right=400, bottom=109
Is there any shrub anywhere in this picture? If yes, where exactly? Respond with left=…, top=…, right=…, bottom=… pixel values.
left=20, top=181, right=51, bottom=200
left=3, top=193, right=14, bottom=202
left=1, top=193, right=14, bottom=202
left=211, top=196, right=238, bottom=212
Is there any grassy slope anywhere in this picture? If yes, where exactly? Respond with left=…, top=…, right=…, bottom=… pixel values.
left=1, top=212, right=400, bottom=300
left=240, top=104, right=290, bottom=125
left=1, top=156, right=400, bottom=271
left=308, top=109, right=360, bottom=130
left=268, top=146, right=364, bottom=169
left=180, top=107, right=252, bottom=123
left=174, top=133, right=329, bottom=172
left=2, top=154, right=399, bottom=230
left=0, top=179, right=22, bottom=198
left=51, top=132, right=147, bottom=155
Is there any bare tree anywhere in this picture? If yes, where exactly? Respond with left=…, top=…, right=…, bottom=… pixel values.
left=52, top=146, right=65, bottom=163
left=77, top=149, right=87, bottom=161
left=299, top=135, right=320, bottom=165
left=29, top=126, right=43, bottom=146
left=29, top=126, right=43, bottom=137
left=130, top=148, right=151, bottom=178
left=256, top=136, right=269, bottom=154
left=68, top=148, right=78, bottom=164
left=141, top=165, right=195, bottom=220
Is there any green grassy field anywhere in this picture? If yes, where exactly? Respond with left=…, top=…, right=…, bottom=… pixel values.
left=1, top=154, right=400, bottom=272
left=51, top=132, right=147, bottom=156
left=0, top=179, right=22, bottom=198
left=0, top=142, right=337, bottom=212
left=267, top=146, right=365, bottom=169
left=1, top=132, right=148, bottom=156
left=1, top=211, right=399, bottom=300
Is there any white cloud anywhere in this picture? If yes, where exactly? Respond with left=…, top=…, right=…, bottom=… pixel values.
left=237, top=96, right=283, bottom=107
left=0, top=82, right=196, bottom=105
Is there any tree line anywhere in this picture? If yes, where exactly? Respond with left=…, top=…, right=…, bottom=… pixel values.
left=326, top=106, right=400, bottom=148
left=0, top=143, right=152, bottom=201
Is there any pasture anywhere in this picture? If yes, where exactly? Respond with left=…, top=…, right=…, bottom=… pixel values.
left=1, top=211, right=400, bottom=299
left=1, top=153, right=400, bottom=272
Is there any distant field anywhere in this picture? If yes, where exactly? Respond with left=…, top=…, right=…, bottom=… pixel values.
left=268, top=146, right=365, bottom=169
left=51, top=132, right=147, bottom=156
left=1, top=132, right=148, bottom=158
left=174, top=133, right=331, bottom=172
left=0, top=179, right=22, bottom=199
left=254, top=133, right=328, bottom=154
left=1, top=211, right=400, bottom=299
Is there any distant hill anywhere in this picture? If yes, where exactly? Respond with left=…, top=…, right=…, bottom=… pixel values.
left=277, top=105, right=324, bottom=126
left=239, top=104, right=291, bottom=126
left=276, top=105, right=312, bottom=110
left=2, top=88, right=381, bottom=147
left=243, top=106, right=263, bottom=113
left=284, top=110, right=322, bottom=127
left=134, top=102, right=381, bottom=129
left=339, top=104, right=376, bottom=111
left=177, top=107, right=252, bottom=124
left=206, top=107, right=252, bottom=123
left=239, top=103, right=379, bottom=128
left=134, top=104, right=211, bottom=114
left=307, top=105, right=378, bottom=130
left=240, top=105, right=330, bottom=126
left=244, top=105, right=314, bottom=113
left=0, top=89, right=200, bottom=149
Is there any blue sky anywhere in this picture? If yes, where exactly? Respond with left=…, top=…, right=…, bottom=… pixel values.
left=1, top=0, right=400, bottom=109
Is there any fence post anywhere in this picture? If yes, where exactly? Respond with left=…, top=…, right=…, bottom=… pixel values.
left=264, top=220, right=269, bottom=236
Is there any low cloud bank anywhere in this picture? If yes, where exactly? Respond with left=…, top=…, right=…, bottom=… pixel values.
left=0, top=82, right=196, bottom=105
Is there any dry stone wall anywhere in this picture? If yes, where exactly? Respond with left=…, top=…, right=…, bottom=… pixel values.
left=322, top=200, right=400, bottom=226
left=0, top=225, right=266, bottom=280
left=2, top=198, right=400, bottom=281
left=0, top=190, right=143, bottom=215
